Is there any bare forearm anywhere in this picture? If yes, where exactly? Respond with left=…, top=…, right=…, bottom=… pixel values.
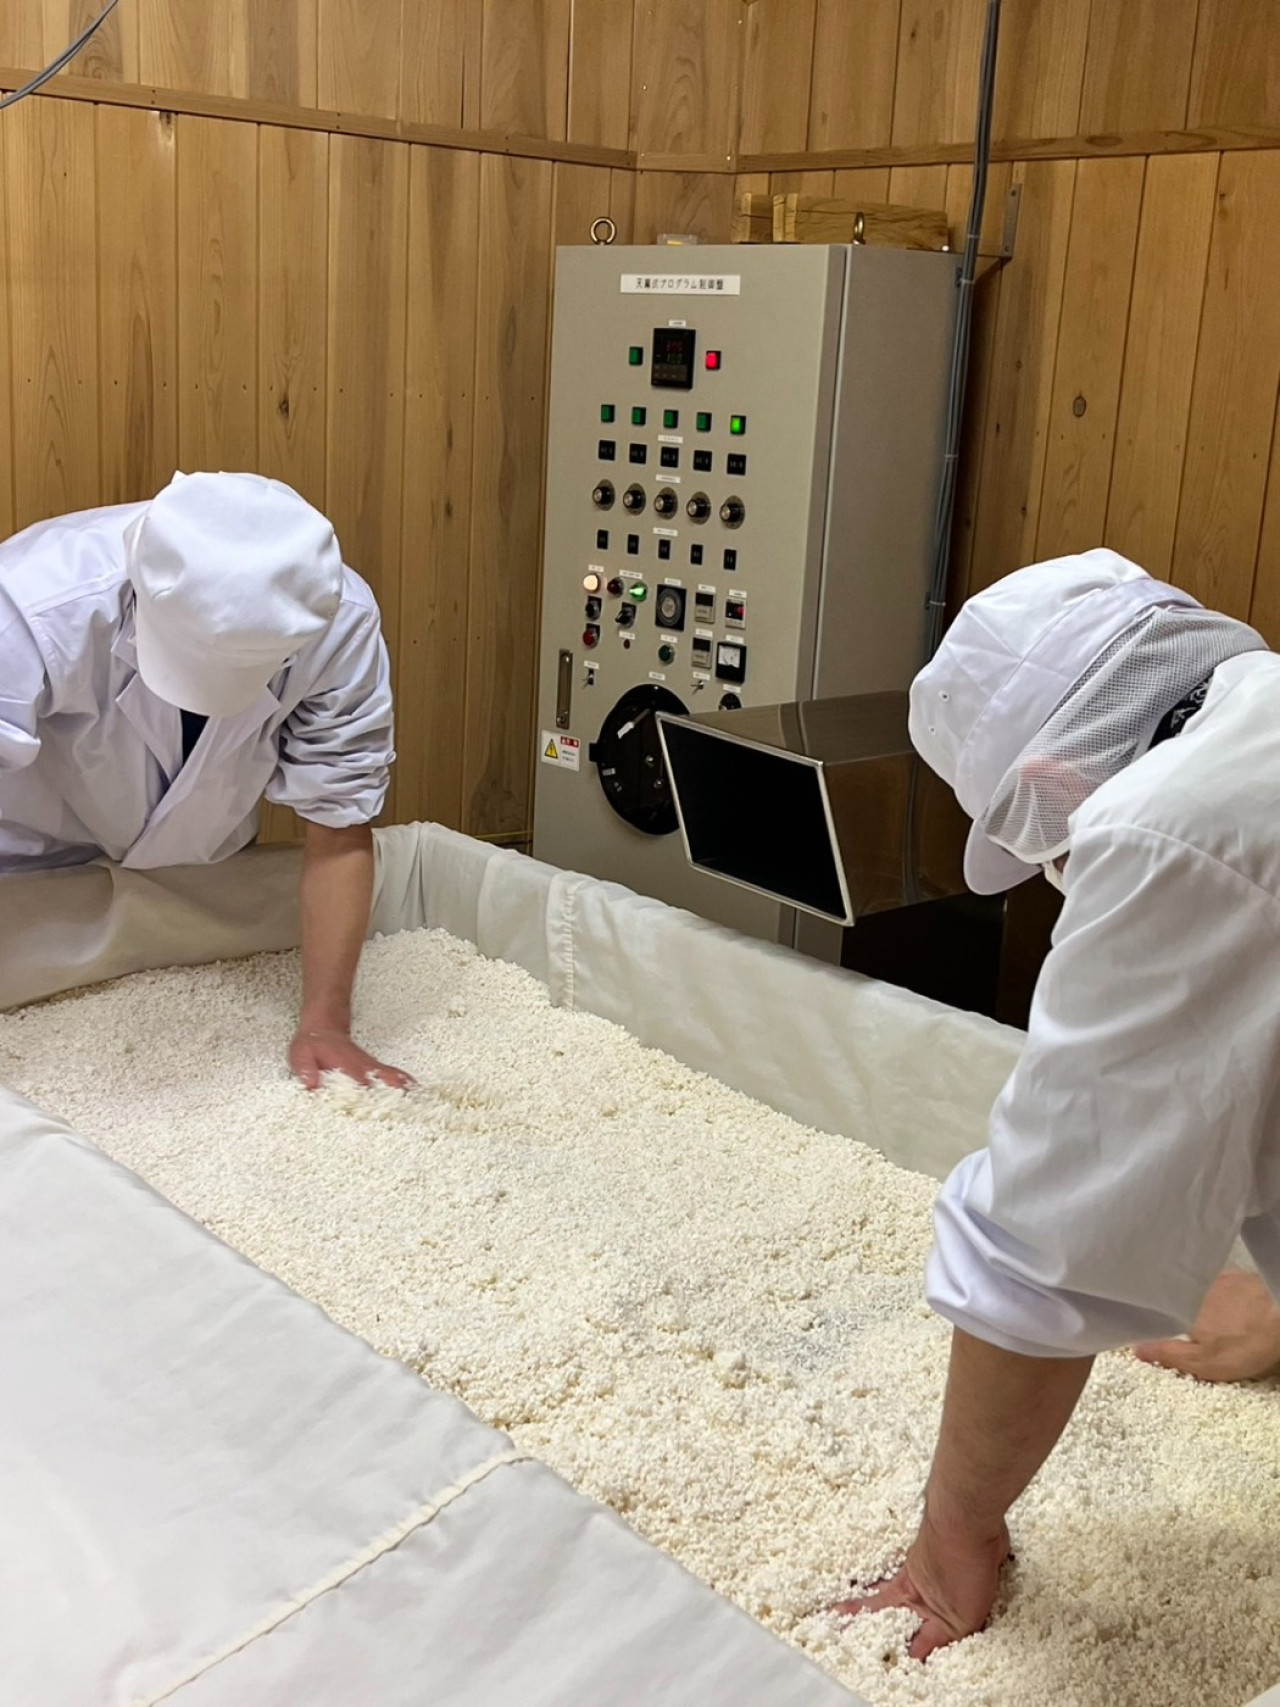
left=298, top=822, right=374, bottom=1031
left=925, top=1329, right=1093, bottom=1538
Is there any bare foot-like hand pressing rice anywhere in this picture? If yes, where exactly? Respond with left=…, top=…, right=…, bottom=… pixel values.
left=834, top=1513, right=1010, bottom=1660
left=1134, top=1269, right=1280, bottom=1383
left=290, top=1026, right=416, bottom=1092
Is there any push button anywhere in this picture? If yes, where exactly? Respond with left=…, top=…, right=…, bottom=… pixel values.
left=693, top=449, right=713, bottom=473
left=660, top=445, right=680, bottom=469
left=598, top=440, right=617, bottom=461
left=727, top=454, right=747, bottom=477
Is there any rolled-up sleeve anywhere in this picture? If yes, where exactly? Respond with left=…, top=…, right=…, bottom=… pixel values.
left=0, top=587, right=46, bottom=775
left=926, top=823, right=1280, bottom=1357
left=266, top=605, right=395, bottom=828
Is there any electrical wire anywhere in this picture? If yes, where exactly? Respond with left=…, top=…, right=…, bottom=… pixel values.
left=0, top=0, right=123, bottom=111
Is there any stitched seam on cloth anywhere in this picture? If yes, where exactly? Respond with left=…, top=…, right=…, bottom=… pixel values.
left=133, top=1448, right=532, bottom=1706
left=560, top=877, right=579, bottom=1011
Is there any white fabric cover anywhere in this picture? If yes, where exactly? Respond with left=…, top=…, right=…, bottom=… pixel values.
left=0, top=1083, right=859, bottom=1707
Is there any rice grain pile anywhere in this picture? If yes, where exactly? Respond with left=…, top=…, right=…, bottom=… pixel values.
left=4, top=928, right=1279, bottom=1707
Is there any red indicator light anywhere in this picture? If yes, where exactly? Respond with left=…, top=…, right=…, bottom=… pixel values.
left=706, top=350, right=722, bottom=371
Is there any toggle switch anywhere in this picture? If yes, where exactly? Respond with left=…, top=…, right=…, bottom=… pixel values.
left=616, top=602, right=637, bottom=628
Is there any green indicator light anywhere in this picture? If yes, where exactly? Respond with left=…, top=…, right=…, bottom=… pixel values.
left=632, top=406, right=647, bottom=426
left=629, top=345, right=645, bottom=366
left=629, top=583, right=648, bottom=602
left=663, top=409, right=679, bottom=429
left=697, top=412, right=712, bottom=432
left=730, top=415, right=747, bottom=436
left=601, top=404, right=615, bottom=423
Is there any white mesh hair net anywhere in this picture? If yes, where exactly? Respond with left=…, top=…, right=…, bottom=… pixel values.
left=979, top=606, right=1268, bottom=866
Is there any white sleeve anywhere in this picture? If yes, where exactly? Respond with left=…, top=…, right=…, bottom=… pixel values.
left=926, top=822, right=1280, bottom=1357
left=0, top=586, right=46, bottom=774
left=265, top=607, right=395, bottom=828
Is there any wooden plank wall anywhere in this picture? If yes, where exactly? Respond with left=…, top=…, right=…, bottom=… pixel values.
left=736, top=0, right=1280, bottom=646
left=2, top=0, right=1279, bottom=849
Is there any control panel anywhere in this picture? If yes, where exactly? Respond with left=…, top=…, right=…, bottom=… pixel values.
left=534, top=244, right=958, bottom=943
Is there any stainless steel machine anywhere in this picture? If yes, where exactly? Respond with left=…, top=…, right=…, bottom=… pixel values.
left=532, top=242, right=959, bottom=948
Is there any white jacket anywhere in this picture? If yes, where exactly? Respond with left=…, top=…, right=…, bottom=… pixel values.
left=0, top=504, right=394, bottom=872
left=928, top=650, right=1280, bottom=1356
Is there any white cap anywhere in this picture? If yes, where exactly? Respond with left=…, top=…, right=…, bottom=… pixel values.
left=126, top=472, right=343, bottom=718
left=908, top=550, right=1201, bottom=894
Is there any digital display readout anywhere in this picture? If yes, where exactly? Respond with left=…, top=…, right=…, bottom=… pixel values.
left=651, top=328, right=697, bottom=390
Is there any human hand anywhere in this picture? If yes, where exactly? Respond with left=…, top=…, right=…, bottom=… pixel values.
left=834, top=1512, right=1010, bottom=1660
left=289, top=1027, right=416, bottom=1092
left=1134, top=1270, right=1280, bottom=1383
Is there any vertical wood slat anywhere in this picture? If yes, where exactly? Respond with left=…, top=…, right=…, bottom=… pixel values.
left=7, top=97, right=100, bottom=530
left=463, top=153, right=555, bottom=839
left=1078, top=0, right=1200, bottom=134
left=1188, top=0, right=1280, bottom=130
left=886, top=163, right=947, bottom=212
left=137, top=0, right=244, bottom=98
left=632, top=172, right=736, bottom=244
left=1251, top=426, right=1280, bottom=648
left=96, top=106, right=178, bottom=505
left=0, top=11, right=44, bottom=67
left=631, top=0, right=741, bottom=161
left=892, top=0, right=986, bottom=149
left=1171, top=152, right=1280, bottom=620
left=175, top=115, right=258, bottom=474
left=1034, top=156, right=1145, bottom=560
left=398, top=147, right=481, bottom=831
left=833, top=167, right=893, bottom=205
left=258, top=126, right=329, bottom=510
left=966, top=159, right=1077, bottom=592
left=739, top=0, right=816, bottom=156
left=326, top=135, right=410, bottom=823
left=809, top=0, right=901, bottom=151
left=1105, top=153, right=1219, bottom=579
left=480, top=0, right=572, bottom=141
left=399, top=0, right=482, bottom=128
left=247, top=0, right=318, bottom=106
left=47, top=0, right=140, bottom=82
left=568, top=0, right=635, bottom=151
left=991, top=0, right=1090, bottom=141
left=318, top=0, right=402, bottom=118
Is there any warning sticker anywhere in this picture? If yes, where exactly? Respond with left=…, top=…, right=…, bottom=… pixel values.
left=541, top=732, right=581, bottom=772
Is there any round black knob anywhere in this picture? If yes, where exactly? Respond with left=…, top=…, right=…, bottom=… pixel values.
left=592, top=480, right=615, bottom=509
left=686, top=492, right=712, bottom=523
left=653, top=488, right=678, bottom=518
left=720, top=497, right=746, bottom=528
left=622, top=485, right=647, bottom=513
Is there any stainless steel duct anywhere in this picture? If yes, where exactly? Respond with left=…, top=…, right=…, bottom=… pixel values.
left=655, top=694, right=969, bottom=928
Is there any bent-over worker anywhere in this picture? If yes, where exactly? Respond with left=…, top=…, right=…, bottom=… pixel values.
left=842, top=549, right=1280, bottom=1654
left=0, top=471, right=411, bottom=1090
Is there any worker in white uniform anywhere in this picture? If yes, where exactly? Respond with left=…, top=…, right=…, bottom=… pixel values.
left=840, top=550, right=1280, bottom=1654
left=0, top=471, right=412, bottom=1090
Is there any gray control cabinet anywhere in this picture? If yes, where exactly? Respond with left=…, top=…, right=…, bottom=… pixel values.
left=532, top=243, right=958, bottom=943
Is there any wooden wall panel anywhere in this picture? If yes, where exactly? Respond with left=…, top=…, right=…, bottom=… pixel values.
left=1078, top=0, right=1199, bottom=134
left=632, top=171, right=735, bottom=243
left=991, top=0, right=1089, bottom=141
left=834, top=167, right=893, bottom=204
left=551, top=162, right=616, bottom=247
left=1252, top=436, right=1280, bottom=648
left=247, top=0, right=318, bottom=106
left=463, top=154, right=554, bottom=838
left=0, top=115, right=13, bottom=539
left=1035, top=157, right=1144, bottom=559
left=809, top=0, right=901, bottom=151
left=892, top=0, right=986, bottom=149
left=608, top=166, right=637, bottom=242
left=887, top=164, right=947, bottom=211
left=1188, top=0, right=1280, bottom=130
left=400, top=0, right=483, bottom=128
left=1172, top=152, right=1280, bottom=620
left=568, top=0, right=634, bottom=151
left=631, top=0, right=741, bottom=161
left=739, top=0, right=816, bottom=156
left=0, top=11, right=45, bottom=67
left=48, top=0, right=140, bottom=82
left=1105, top=154, right=1219, bottom=579
left=175, top=116, right=258, bottom=474
left=326, top=135, right=410, bottom=822
left=137, top=0, right=244, bottom=98
left=480, top=0, right=571, bottom=140
left=7, top=97, right=100, bottom=529
left=96, top=107, right=178, bottom=505
left=966, top=160, right=1076, bottom=591
left=258, top=126, right=329, bottom=509
left=318, top=0, right=401, bottom=117
left=399, top=147, right=481, bottom=831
